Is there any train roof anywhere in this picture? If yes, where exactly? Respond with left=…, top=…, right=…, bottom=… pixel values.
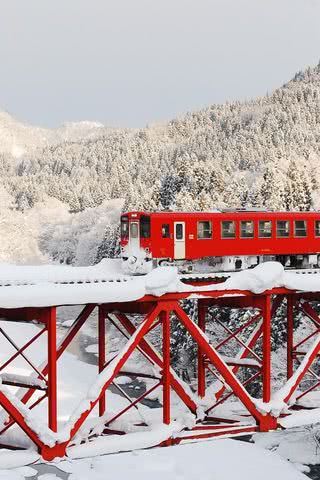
left=123, top=210, right=320, bottom=217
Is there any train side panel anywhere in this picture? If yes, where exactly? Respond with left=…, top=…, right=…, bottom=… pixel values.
left=148, top=212, right=320, bottom=260
left=121, top=211, right=320, bottom=270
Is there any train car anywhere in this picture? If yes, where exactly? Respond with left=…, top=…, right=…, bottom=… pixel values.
left=120, top=210, right=320, bottom=273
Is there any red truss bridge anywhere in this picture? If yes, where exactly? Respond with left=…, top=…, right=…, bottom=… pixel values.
left=1, top=261, right=320, bottom=460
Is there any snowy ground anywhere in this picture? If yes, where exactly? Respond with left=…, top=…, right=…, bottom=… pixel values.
left=52, top=438, right=313, bottom=479
left=0, top=438, right=311, bottom=480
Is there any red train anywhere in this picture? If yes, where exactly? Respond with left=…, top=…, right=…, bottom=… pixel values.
left=120, top=210, right=320, bottom=273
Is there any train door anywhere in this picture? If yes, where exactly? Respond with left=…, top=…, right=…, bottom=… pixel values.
left=129, top=221, right=140, bottom=251
left=174, top=222, right=185, bottom=259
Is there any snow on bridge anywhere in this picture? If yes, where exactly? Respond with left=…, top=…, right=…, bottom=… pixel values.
left=0, top=259, right=320, bottom=308
left=1, top=261, right=320, bottom=465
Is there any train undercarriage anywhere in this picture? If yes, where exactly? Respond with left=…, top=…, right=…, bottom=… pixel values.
left=123, top=252, right=320, bottom=275
left=159, top=253, right=320, bottom=273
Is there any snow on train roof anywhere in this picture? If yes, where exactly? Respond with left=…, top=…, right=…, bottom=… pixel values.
left=0, top=260, right=319, bottom=310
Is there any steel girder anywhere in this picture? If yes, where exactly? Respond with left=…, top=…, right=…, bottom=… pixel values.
left=0, top=289, right=320, bottom=459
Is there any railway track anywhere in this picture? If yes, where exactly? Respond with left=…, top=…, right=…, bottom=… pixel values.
left=180, top=268, right=320, bottom=284
left=0, top=267, right=320, bottom=289
left=0, top=276, right=135, bottom=288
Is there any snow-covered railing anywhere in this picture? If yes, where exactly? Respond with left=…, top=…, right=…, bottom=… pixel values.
left=0, top=260, right=320, bottom=309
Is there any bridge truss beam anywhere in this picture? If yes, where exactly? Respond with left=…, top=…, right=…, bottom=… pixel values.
left=0, top=288, right=319, bottom=460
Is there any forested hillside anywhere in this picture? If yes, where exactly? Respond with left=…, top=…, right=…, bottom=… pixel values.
left=1, top=63, right=320, bottom=264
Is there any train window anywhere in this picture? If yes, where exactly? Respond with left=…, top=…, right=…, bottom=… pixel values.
left=294, top=220, right=307, bottom=237
left=140, top=215, right=151, bottom=238
left=240, top=221, right=254, bottom=238
left=221, top=221, right=236, bottom=238
left=121, top=216, right=129, bottom=239
left=259, top=220, right=272, bottom=238
left=130, top=222, right=139, bottom=238
left=198, top=221, right=212, bottom=239
left=277, top=220, right=290, bottom=238
left=175, top=223, right=183, bottom=240
left=162, top=224, right=170, bottom=238
left=315, top=220, right=320, bottom=237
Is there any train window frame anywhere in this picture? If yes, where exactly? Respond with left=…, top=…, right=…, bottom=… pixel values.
left=130, top=222, right=139, bottom=239
left=258, top=220, right=272, bottom=238
left=140, top=215, right=151, bottom=239
left=221, top=220, right=236, bottom=239
left=294, top=220, right=307, bottom=238
left=315, top=220, right=320, bottom=238
left=240, top=220, right=254, bottom=239
left=197, top=220, right=212, bottom=239
left=175, top=223, right=184, bottom=240
left=162, top=224, right=170, bottom=238
left=276, top=220, right=290, bottom=238
left=121, top=216, right=129, bottom=239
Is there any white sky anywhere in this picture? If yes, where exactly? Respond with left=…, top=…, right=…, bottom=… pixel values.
left=0, top=0, right=319, bottom=128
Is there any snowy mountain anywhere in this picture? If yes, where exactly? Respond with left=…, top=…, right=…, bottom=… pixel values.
left=0, top=111, right=52, bottom=157
left=0, top=111, right=114, bottom=159
left=1, top=63, right=320, bottom=264
left=1, top=63, right=320, bottom=215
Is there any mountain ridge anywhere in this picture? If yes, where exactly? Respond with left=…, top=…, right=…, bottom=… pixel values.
left=1, top=62, right=320, bottom=213
left=0, top=111, right=121, bottom=158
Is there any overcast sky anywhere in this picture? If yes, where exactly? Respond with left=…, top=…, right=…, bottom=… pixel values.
left=0, top=0, right=319, bottom=128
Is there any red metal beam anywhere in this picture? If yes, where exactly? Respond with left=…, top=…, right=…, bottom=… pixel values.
left=112, top=288, right=291, bottom=308
left=106, top=382, right=161, bottom=427
left=173, top=303, right=263, bottom=423
left=170, top=425, right=258, bottom=444
left=46, top=307, right=57, bottom=432
left=0, top=326, right=46, bottom=372
left=197, top=301, right=206, bottom=398
left=2, top=286, right=320, bottom=458
left=162, top=310, right=171, bottom=424
left=294, top=329, right=320, bottom=351
left=215, top=312, right=262, bottom=351
left=262, top=295, right=272, bottom=403
left=113, top=311, right=198, bottom=413
left=0, top=304, right=96, bottom=436
left=24, top=304, right=95, bottom=402
left=0, top=391, right=45, bottom=451
left=214, top=320, right=263, bottom=401
left=98, top=305, right=106, bottom=417
left=213, top=294, right=283, bottom=402
left=64, top=304, right=162, bottom=449
left=282, top=301, right=320, bottom=404
left=215, top=318, right=262, bottom=364
left=300, top=301, right=320, bottom=329
left=206, top=370, right=261, bottom=414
